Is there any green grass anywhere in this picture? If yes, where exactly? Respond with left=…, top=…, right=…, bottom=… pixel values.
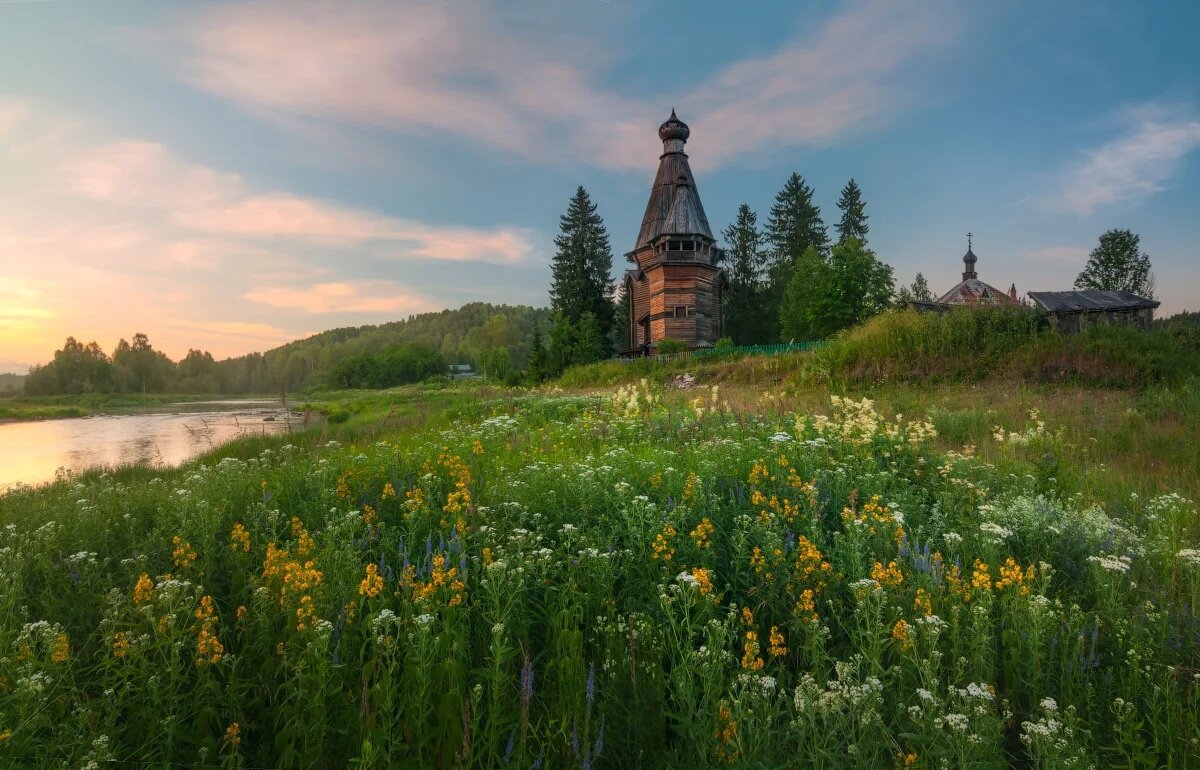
left=1, top=379, right=1198, bottom=766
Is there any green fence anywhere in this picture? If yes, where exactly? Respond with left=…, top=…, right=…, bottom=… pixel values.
left=618, top=340, right=826, bottom=363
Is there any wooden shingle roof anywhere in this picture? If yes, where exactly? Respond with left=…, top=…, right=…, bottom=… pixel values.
left=634, top=111, right=714, bottom=250
left=1027, top=290, right=1159, bottom=313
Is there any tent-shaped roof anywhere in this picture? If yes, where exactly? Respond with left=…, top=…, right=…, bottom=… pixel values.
left=937, top=278, right=1017, bottom=306
left=633, top=111, right=714, bottom=250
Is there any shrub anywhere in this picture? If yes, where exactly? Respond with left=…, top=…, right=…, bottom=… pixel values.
left=654, top=338, right=688, bottom=355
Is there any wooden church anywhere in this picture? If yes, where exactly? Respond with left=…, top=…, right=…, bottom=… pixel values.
left=622, top=111, right=725, bottom=354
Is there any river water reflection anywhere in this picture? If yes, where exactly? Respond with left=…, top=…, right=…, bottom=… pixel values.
left=0, top=400, right=309, bottom=491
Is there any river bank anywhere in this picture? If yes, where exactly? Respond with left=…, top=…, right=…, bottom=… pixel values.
left=0, top=393, right=279, bottom=423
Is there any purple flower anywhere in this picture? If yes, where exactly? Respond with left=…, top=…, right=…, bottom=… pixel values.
left=503, top=728, right=515, bottom=763
left=593, top=715, right=605, bottom=758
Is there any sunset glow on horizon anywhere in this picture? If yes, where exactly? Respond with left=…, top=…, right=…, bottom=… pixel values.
left=2, top=0, right=1199, bottom=372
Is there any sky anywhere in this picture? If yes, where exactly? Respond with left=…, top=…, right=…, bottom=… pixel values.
left=1, top=0, right=1199, bottom=373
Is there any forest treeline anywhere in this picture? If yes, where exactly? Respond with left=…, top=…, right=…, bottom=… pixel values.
left=20, top=303, right=548, bottom=396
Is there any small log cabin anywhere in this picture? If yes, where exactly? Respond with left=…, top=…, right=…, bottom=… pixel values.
left=1027, top=290, right=1159, bottom=332
left=622, top=111, right=724, bottom=354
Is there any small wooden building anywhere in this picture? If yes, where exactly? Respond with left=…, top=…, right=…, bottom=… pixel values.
left=622, top=111, right=724, bottom=354
left=1027, top=290, right=1159, bottom=333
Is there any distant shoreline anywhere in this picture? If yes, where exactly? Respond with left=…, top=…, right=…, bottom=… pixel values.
left=0, top=393, right=283, bottom=424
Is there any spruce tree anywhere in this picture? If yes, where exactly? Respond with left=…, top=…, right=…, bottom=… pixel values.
left=526, top=325, right=548, bottom=382
left=835, top=178, right=869, bottom=244
left=1074, top=229, right=1155, bottom=298
left=546, top=312, right=575, bottom=377
left=573, top=311, right=607, bottom=364
left=721, top=204, right=767, bottom=344
left=764, top=174, right=829, bottom=339
left=550, top=187, right=615, bottom=348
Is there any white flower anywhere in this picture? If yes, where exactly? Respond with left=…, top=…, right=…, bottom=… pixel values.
left=941, top=713, right=969, bottom=731
left=979, top=522, right=1012, bottom=540
left=1086, top=554, right=1132, bottom=573
left=1178, top=549, right=1200, bottom=567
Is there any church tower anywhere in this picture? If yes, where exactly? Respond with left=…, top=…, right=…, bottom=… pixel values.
left=622, top=111, right=724, bottom=352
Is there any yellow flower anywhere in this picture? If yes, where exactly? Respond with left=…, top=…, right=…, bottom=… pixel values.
left=741, top=606, right=755, bottom=626
left=913, top=588, right=933, bottom=616
left=891, top=619, right=912, bottom=650
left=230, top=522, right=250, bottom=553
left=690, top=517, right=715, bottom=549
left=899, top=751, right=918, bottom=767
left=482, top=547, right=494, bottom=566
left=714, top=701, right=739, bottom=764
left=767, top=626, right=787, bottom=658
left=683, top=472, right=701, bottom=501
left=381, top=481, right=397, bottom=499
left=995, top=557, right=1031, bottom=595
left=362, top=504, right=378, bottom=527
left=195, top=595, right=224, bottom=665
left=236, top=605, right=247, bottom=620
left=133, top=573, right=154, bottom=605
left=691, top=567, right=715, bottom=597
left=749, top=459, right=769, bottom=485
left=971, top=559, right=993, bottom=592
left=359, top=563, right=385, bottom=598
left=750, top=547, right=767, bottom=574
left=50, top=633, right=69, bottom=664
left=741, top=631, right=764, bottom=670
left=794, top=588, right=818, bottom=623
left=112, top=631, right=129, bottom=658
left=871, top=561, right=904, bottom=588
left=223, top=722, right=241, bottom=747
left=0, top=729, right=11, bottom=743
left=171, top=535, right=197, bottom=570
left=651, top=523, right=676, bottom=561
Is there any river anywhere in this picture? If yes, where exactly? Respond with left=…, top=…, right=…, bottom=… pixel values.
left=0, top=400, right=310, bottom=492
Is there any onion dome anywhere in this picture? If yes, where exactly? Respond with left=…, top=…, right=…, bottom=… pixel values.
left=963, top=246, right=978, bottom=279
left=658, top=109, right=690, bottom=143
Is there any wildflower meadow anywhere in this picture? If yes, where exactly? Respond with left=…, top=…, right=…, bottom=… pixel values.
left=1, top=382, right=1198, bottom=767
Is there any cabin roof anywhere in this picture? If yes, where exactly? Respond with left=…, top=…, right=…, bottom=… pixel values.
left=1027, top=290, right=1160, bottom=313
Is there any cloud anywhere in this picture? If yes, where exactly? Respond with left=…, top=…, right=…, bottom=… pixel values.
left=244, top=281, right=437, bottom=314
left=0, top=99, right=30, bottom=135
left=166, top=0, right=958, bottom=171
left=0, top=102, right=539, bottom=366
left=1055, top=104, right=1200, bottom=216
left=62, top=140, right=537, bottom=262
left=1024, top=246, right=1089, bottom=264
left=162, top=319, right=293, bottom=343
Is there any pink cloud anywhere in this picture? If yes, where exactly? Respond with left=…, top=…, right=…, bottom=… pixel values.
left=0, top=99, right=31, bottom=135
left=243, top=281, right=437, bottom=314
left=60, top=139, right=537, bottom=263
left=0, top=102, right=539, bottom=368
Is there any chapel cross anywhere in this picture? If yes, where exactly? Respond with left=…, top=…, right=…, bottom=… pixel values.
left=967, top=231, right=973, bottom=250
